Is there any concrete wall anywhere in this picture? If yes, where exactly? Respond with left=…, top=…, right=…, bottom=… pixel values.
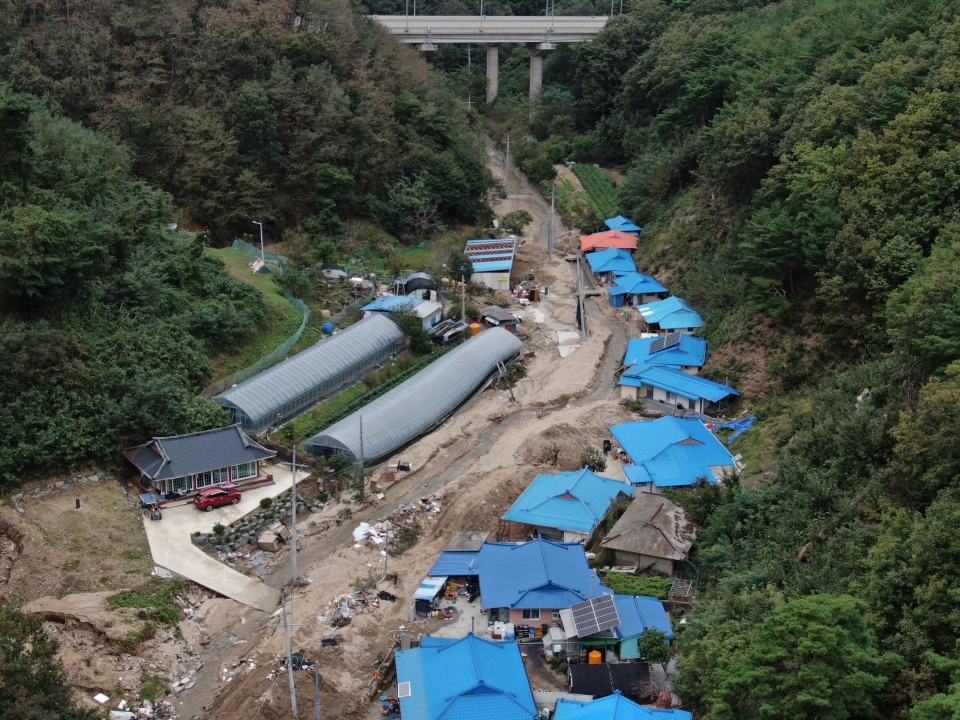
left=472, top=271, right=511, bottom=291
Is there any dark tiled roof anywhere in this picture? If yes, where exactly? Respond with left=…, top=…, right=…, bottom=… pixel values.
left=124, top=425, right=276, bottom=481
left=569, top=663, right=652, bottom=704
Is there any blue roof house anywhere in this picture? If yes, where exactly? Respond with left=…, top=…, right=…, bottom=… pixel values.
left=502, top=468, right=631, bottom=543
left=622, top=333, right=707, bottom=373
left=619, top=365, right=738, bottom=414
left=603, top=215, right=643, bottom=234
left=613, top=595, right=674, bottom=660
left=428, top=538, right=611, bottom=626
left=608, top=273, right=669, bottom=308
left=465, top=238, right=517, bottom=291
left=636, top=297, right=702, bottom=333
left=395, top=633, right=538, bottom=720
left=586, top=248, right=637, bottom=282
left=610, top=417, right=737, bottom=492
left=555, top=691, right=692, bottom=720
left=362, top=295, right=442, bottom=331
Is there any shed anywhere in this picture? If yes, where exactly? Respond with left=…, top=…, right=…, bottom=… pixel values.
left=394, top=271, right=438, bottom=300
left=465, top=238, right=517, bottom=291
left=413, top=576, right=447, bottom=615
left=304, top=328, right=523, bottom=465
left=635, top=297, right=702, bottom=334
left=612, top=594, right=674, bottom=660
left=610, top=417, right=737, bottom=492
left=619, top=365, right=738, bottom=413
left=600, top=494, right=693, bottom=575
left=608, top=273, right=668, bottom=307
left=585, top=248, right=637, bottom=282
left=481, top=306, right=523, bottom=333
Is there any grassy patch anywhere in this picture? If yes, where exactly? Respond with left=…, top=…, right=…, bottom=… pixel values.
left=139, top=672, right=167, bottom=702
left=280, top=383, right=369, bottom=443
left=572, top=163, right=618, bottom=218
left=604, top=574, right=673, bottom=599
left=109, top=578, right=186, bottom=625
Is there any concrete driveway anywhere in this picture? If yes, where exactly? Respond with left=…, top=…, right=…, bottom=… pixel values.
left=142, top=464, right=310, bottom=612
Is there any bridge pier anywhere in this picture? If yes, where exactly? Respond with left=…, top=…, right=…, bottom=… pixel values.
left=486, top=44, right=499, bottom=103
left=526, top=43, right=554, bottom=97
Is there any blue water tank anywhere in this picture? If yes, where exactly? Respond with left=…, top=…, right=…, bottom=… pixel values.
left=321, top=322, right=335, bottom=335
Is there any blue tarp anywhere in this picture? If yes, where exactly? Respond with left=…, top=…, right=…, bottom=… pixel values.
left=711, top=416, right=757, bottom=444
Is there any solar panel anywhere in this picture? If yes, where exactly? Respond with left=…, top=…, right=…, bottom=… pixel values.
left=662, top=332, right=681, bottom=349
left=569, top=595, right=621, bottom=638
left=649, top=336, right=666, bottom=353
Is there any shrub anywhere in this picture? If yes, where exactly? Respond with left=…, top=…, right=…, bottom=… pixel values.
left=580, top=446, right=607, bottom=473
left=260, top=497, right=273, bottom=509
left=212, top=524, right=225, bottom=535
left=605, top=573, right=673, bottom=599
left=501, top=210, right=534, bottom=234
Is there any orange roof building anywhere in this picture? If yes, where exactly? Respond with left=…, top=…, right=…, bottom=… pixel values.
left=581, top=229, right=639, bottom=252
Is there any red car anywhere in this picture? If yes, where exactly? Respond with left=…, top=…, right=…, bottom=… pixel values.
left=193, top=485, right=242, bottom=512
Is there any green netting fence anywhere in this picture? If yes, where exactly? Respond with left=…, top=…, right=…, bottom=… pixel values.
left=201, top=293, right=310, bottom=398
left=232, top=239, right=286, bottom=268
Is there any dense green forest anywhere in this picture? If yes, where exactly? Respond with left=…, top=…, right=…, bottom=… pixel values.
left=0, top=0, right=493, bottom=485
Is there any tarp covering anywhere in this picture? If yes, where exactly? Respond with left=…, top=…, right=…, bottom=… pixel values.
left=304, top=328, right=523, bottom=464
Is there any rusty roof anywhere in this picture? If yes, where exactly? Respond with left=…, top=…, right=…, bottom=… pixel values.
left=600, top=493, right=694, bottom=562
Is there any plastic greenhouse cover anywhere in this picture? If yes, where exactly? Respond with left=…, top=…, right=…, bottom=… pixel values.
left=214, top=314, right=404, bottom=427
left=305, top=327, right=523, bottom=463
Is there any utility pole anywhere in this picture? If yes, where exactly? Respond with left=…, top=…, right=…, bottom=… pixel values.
left=355, top=416, right=365, bottom=501
left=461, top=275, right=466, bottom=323
left=268, top=606, right=304, bottom=719
left=252, top=220, right=264, bottom=261
left=548, top=184, right=556, bottom=261
left=290, top=446, right=297, bottom=623
left=314, top=663, right=321, bottom=720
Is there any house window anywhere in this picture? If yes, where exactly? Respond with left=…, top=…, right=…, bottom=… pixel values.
left=170, top=476, right=192, bottom=494
left=212, top=468, right=229, bottom=484
left=665, top=391, right=676, bottom=402
left=552, top=611, right=561, bottom=620
left=522, top=609, right=541, bottom=620
left=195, top=471, right=215, bottom=489
left=232, top=462, right=257, bottom=480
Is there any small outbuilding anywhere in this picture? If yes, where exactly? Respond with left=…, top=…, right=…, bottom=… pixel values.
left=555, top=690, right=692, bottom=720
left=480, top=306, right=523, bottom=333
left=600, top=494, right=693, bottom=576
left=636, top=297, right=702, bottom=334
left=568, top=666, right=653, bottom=705
left=602, top=215, right=642, bottom=234
left=613, top=594, right=675, bottom=660
left=585, top=248, right=637, bottom=282
left=394, top=271, right=438, bottom=300
left=362, top=295, right=442, bottom=330
left=607, top=273, right=669, bottom=307
left=581, top=230, right=639, bottom=253
left=465, top=238, right=517, bottom=291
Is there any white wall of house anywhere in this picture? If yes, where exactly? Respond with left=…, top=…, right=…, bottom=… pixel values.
left=619, top=384, right=705, bottom=412
left=472, top=271, right=511, bottom=291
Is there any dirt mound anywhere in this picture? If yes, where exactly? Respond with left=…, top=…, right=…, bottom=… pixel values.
left=23, top=591, right=142, bottom=641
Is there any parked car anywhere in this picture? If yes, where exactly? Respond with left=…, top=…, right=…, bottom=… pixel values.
left=193, top=485, right=241, bottom=512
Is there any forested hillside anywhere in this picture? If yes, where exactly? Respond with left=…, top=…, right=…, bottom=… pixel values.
left=493, top=0, right=960, bottom=717
left=0, top=0, right=493, bottom=486
left=0, top=0, right=492, bottom=244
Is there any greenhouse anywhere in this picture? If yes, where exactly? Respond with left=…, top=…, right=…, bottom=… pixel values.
left=304, top=327, right=524, bottom=465
left=214, top=314, right=405, bottom=434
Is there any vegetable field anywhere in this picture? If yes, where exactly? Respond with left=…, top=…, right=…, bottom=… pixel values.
left=572, top=163, right=618, bottom=218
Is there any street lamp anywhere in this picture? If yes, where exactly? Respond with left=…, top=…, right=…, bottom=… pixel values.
left=252, top=220, right=264, bottom=262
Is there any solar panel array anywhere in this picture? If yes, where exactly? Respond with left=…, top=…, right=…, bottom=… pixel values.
left=649, top=332, right=682, bottom=353
left=570, top=594, right=621, bottom=637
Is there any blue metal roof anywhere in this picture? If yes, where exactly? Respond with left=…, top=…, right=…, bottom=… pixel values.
left=613, top=595, right=674, bottom=640
left=465, top=239, right=516, bottom=276
left=502, top=469, right=631, bottom=534
left=612, top=273, right=668, bottom=297
left=636, top=297, right=702, bottom=330
left=555, top=692, right=692, bottom=720
left=363, top=295, right=424, bottom=312
left=427, top=539, right=611, bottom=610
left=586, top=248, right=637, bottom=275
left=619, top=366, right=738, bottom=403
left=623, top=335, right=706, bottom=368
left=396, top=633, right=537, bottom=720
left=610, top=417, right=736, bottom=488
left=603, top=215, right=643, bottom=233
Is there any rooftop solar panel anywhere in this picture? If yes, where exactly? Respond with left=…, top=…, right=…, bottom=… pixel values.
left=663, top=332, right=681, bottom=349
left=569, top=594, right=621, bottom=638
left=649, top=336, right=666, bottom=353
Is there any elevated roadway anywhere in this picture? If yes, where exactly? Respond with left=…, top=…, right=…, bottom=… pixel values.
left=370, top=15, right=609, bottom=99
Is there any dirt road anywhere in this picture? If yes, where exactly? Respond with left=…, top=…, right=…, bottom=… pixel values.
left=195, top=145, right=637, bottom=720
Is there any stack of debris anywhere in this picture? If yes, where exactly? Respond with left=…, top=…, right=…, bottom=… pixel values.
left=107, top=699, right=178, bottom=719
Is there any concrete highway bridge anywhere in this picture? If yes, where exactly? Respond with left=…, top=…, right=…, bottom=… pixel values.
left=370, top=15, right=609, bottom=100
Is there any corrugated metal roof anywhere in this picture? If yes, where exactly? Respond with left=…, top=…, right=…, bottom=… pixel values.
left=619, top=366, right=738, bottom=403
left=304, top=328, right=523, bottom=464
left=586, top=248, right=637, bottom=274
left=124, top=424, right=275, bottom=481
left=215, top=314, right=404, bottom=431
left=612, top=273, right=668, bottom=296
left=610, top=417, right=735, bottom=488
left=582, top=230, right=639, bottom=252
left=613, top=594, right=674, bottom=640
left=465, top=238, right=516, bottom=276
left=603, top=215, right=642, bottom=233
left=636, top=297, right=702, bottom=329
left=623, top=335, right=706, bottom=368
left=555, top=691, right=692, bottom=720
left=363, top=296, right=424, bottom=312
left=395, top=633, right=537, bottom=720
left=502, top=469, right=630, bottom=534
left=600, top=494, right=692, bottom=563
